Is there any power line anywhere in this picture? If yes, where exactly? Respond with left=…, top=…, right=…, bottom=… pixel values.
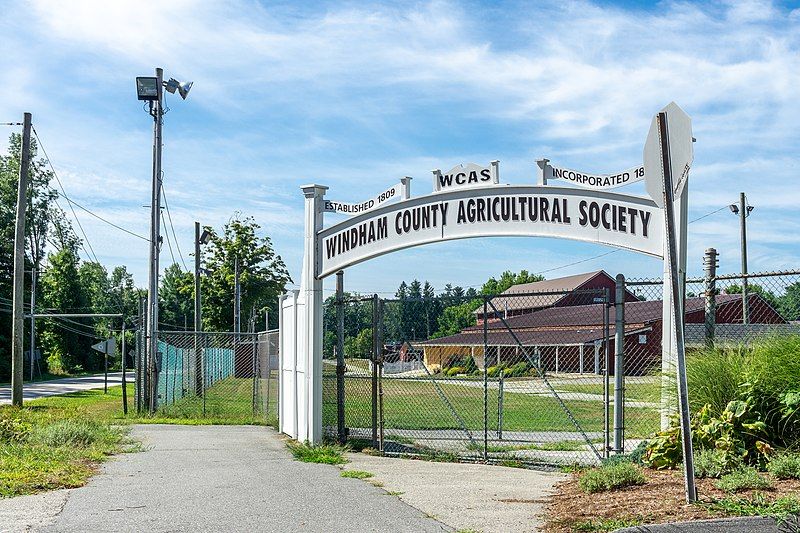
left=161, top=211, right=178, bottom=268
left=162, top=185, right=188, bottom=270
left=31, top=126, right=149, bottom=243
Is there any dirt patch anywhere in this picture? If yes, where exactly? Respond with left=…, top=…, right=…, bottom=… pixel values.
left=544, top=469, right=800, bottom=532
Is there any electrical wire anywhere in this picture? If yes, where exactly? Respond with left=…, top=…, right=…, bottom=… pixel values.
left=161, top=185, right=188, bottom=270
left=31, top=126, right=149, bottom=243
left=161, top=211, right=178, bottom=268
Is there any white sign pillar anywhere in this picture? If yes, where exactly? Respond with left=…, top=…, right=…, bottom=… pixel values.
left=301, top=184, right=327, bottom=444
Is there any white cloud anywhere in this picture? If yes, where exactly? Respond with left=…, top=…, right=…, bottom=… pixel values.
left=1, top=0, right=798, bottom=289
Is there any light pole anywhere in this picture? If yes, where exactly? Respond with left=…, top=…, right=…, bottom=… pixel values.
left=136, top=69, right=192, bottom=412
left=194, top=223, right=210, bottom=396
left=729, top=192, right=754, bottom=324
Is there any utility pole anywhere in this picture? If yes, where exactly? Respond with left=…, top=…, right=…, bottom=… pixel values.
left=738, top=193, right=749, bottom=324
left=194, top=222, right=201, bottom=332
left=30, top=267, right=37, bottom=381
left=146, top=67, right=164, bottom=413
left=11, top=112, right=32, bottom=407
left=234, top=255, right=241, bottom=335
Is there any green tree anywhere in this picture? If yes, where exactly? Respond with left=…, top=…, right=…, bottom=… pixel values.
left=39, top=248, right=89, bottom=372
left=480, top=270, right=544, bottom=295
left=200, top=217, right=291, bottom=332
left=778, top=282, right=800, bottom=321
left=432, top=302, right=477, bottom=338
left=723, top=283, right=780, bottom=309
left=160, top=263, right=194, bottom=330
left=344, top=328, right=373, bottom=359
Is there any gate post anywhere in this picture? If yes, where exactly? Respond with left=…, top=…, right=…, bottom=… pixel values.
left=614, top=274, right=625, bottom=454
left=336, top=271, right=346, bottom=444
left=300, top=184, right=327, bottom=444
left=703, top=248, right=718, bottom=347
left=371, top=294, right=379, bottom=449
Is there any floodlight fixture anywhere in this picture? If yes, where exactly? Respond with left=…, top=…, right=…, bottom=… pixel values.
left=136, top=77, right=159, bottom=101
left=746, top=205, right=754, bottom=214
left=165, top=78, right=193, bottom=100
left=729, top=204, right=739, bottom=214
left=199, top=229, right=212, bottom=245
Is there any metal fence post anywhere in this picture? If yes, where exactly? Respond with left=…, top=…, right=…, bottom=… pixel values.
left=483, top=297, right=489, bottom=461
left=603, top=288, right=611, bottom=460
left=371, top=294, right=379, bottom=449
left=704, top=248, right=718, bottom=347
left=497, top=373, right=504, bottom=441
left=614, top=274, right=625, bottom=454
left=377, top=299, right=385, bottom=453
left=336, top=271, right=346, bottom=444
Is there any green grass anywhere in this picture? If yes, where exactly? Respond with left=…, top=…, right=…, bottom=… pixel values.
left=557, top=380, right=660, bottom=403
left=328, top=378, right=659, bottom=436
left=715, top=467, right=772, bottom=493
left=340, top=469, right=374, bottom=479
left=705, top=493, right=800, bottom=522
left=0, top=392, right=136, bottom=498
left=467, top=439, right=589, bottom=453
left=578, top=462, right=646, bottom=494
left=287, top=441, right=349, bottom=465
left=572, top=516, right=645, bottom=532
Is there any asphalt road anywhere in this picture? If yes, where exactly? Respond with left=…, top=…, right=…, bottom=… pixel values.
left=9, top=425, right=449, bottom=532
left=0, top=373, right=124, bottom=405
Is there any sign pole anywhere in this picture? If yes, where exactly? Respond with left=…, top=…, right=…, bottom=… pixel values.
left=657, top=111, right=697, bottom=503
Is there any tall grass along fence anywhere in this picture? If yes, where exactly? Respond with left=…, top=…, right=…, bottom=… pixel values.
left=316, top=268, right=800, bottom=467
left=135, top=330, right=278, bottom=423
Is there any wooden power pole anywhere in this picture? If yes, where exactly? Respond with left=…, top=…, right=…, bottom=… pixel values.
left=11, top=112, right=32, bottom=407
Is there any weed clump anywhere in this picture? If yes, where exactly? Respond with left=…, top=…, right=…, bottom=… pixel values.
left=287, top=441, right=348, bottom=465
left=578, top=462, right=646, bottom=494
left=715, top=466, right=772, bottom=493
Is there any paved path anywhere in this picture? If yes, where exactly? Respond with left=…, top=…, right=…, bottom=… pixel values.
left=347, top=452, right=565, bottom=532
left=0, top=373, right=124, bottom=405
left=1, top=425, right=449, bottom=532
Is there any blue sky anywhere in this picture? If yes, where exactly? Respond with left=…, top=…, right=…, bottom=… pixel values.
left=1, top=0, right=800, bottom=296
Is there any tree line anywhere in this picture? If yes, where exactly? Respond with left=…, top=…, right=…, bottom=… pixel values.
left=0, top=134, right=289, bottom=380
left=322, top=270, right=544, bottom=358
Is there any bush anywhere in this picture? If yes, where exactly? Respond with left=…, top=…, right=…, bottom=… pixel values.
left=287, top=441, right=348, bottom=465
left=504, top=361, right=531, bottom=378
left=715, top=466, right=772, bottom=493
left=447, top=366, right=466, bottom=376
left=767, top=453, right=800, bottom=480
left=31, top=419, right=119, bottom=448
left=0, top=411, right=33, bottom=443
left=487, top=364, right=507, bottom=378
left=695, top=448, right=739, bottom=479
left=578, top=462, right=646, bottom=493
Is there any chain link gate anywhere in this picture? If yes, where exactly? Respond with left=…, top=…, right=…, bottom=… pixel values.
left=326, top=288, right=627, bottom=466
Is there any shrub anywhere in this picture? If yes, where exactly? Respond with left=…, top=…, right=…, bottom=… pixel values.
left=31, top=419, right=119, bottom=448
left=578, top=462, right=646, bottom=494
left=715, top=466, right=772, bottom=493
left=287, top=441, right=348, bottom=465
left=695, top=448, right=739, bottom=479
left=447, top=366, right=466, bottom=376
left=504, top=361, right=530, bottom=378
left=487, top=364, right=507, bottom=378
left=0, top=412, right=33, bottom=443
left=767, top=453, right=800, bottom=480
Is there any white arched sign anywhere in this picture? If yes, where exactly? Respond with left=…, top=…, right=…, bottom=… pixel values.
left=280, top=103, right=691, bottom=446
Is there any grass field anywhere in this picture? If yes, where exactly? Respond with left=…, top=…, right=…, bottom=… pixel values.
left=325, top=377, right=660, bottom=436
left=556, top=380, right=661, bottom=402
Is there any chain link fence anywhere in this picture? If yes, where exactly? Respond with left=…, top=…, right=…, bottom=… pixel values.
left=319, top=268, right=800, bottom=466
left=134, top=330, right=278, bottom=423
